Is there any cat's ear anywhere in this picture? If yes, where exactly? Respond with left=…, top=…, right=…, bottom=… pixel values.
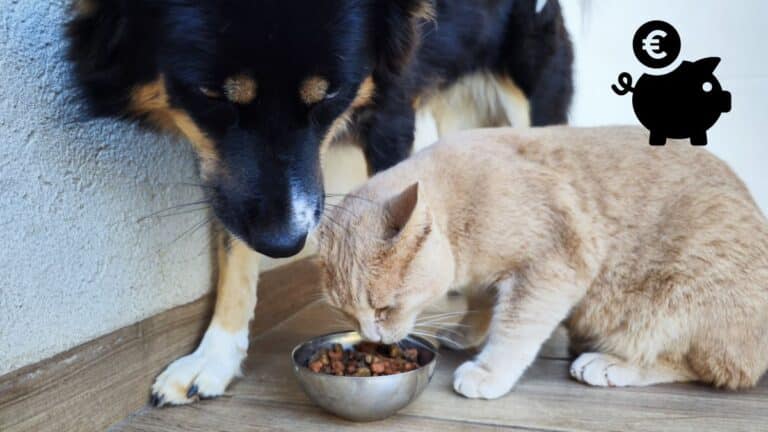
left=385, top=182, right=428, bottom=238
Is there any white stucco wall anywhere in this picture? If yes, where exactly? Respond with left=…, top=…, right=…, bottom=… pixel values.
left=0, top=1, right=213, bottom=375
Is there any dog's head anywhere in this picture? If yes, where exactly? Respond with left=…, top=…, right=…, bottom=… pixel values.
left=67, top=0, right=432, bottom=257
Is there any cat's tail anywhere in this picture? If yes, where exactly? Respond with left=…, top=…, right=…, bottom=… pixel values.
left=611, top=72, right=634, bottom=96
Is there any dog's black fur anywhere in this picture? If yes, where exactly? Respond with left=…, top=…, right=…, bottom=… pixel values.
left=67, top=0, right=573, bottom=257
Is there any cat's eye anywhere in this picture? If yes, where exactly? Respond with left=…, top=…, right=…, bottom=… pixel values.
left=199, top=86, right=223, bottom=99
left=702, top=82, right=713, bottom=93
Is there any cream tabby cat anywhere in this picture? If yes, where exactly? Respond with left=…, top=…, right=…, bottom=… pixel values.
left=317, top=127, right=768, bottom=399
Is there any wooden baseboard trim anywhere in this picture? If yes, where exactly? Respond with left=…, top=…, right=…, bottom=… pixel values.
left=0, top=257, right=321, bottom=432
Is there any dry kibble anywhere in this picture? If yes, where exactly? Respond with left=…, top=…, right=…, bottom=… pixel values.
left=354, top=367, right=372, bottom=377
left=309, top=361, right=323, bottom=373
left=371, top=362, right=386, bottom=374
left=307, top=342, right=423, bottom=377
left=328, top=350, right=343, bottom=361
left=404, top=348, right=418, bottom=362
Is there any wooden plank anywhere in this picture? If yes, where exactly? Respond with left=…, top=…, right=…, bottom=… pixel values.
left=249, top=257, right=322, bottom=336
left=114, top=301, right=765, bottom=432
left=112, top=400, right=540, bottom=432
left=9, top=261, right=768, bottom=432
left=0, top=257, right=322, bottom=432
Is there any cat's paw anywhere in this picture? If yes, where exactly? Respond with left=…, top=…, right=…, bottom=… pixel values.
left=453, top=360, right=515, bottom=399
left=151, top=326, right=248, bottom=407
left=570, top=352, right=636, bottom=387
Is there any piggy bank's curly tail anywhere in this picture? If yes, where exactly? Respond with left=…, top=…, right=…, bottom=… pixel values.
left=612, top=72, right=634, bottom=95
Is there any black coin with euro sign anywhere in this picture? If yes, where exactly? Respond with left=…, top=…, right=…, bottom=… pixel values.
left=633, top=20, right=681, bottom=69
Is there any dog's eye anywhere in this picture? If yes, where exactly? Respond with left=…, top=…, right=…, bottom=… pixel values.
left=199, top=86, right=223, bottom=99
left=324, top=90, right=340, bottom=101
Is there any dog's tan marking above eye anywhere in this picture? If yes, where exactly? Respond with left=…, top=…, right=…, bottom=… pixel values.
left=300, top=76, right=330, bottom=105
left=130, top=76, right=221, bottom=178
left=224, top=74, right=257, bottom=104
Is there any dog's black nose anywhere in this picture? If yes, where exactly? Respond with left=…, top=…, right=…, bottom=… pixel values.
left=249, top=229, right=309, bottom=258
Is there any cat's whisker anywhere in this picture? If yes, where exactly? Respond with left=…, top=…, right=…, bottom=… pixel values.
left=416, top=324, right=467, bottom=334
left=414, top=321, right=463, bottom=330
left=414, top=321, right=468, bottom=331
left=416, top=316, right=467, bottom=325
left=410, top=330, right=460, bottom=346
left=416, top=312, right=470, bottom=323
left=403, top=335, right=436, bottom=353
left=420, top=310, right=478, bottom=319
left=409, top=333, right=457, bottom=348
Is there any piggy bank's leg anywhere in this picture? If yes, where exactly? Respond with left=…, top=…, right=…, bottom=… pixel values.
left=649, top=131, right=667, bottom=146
left=691, top=132, right=708, bottom=146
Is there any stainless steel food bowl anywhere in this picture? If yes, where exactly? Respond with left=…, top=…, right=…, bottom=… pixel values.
left=291, top=331, right=438, bottom=422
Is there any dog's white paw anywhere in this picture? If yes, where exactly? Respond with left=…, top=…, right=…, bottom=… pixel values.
left=453, top=360, right=515, bottom=399
left=151, top=325, right=248, bottom=407
left=570, top=352, right=637, bottom=387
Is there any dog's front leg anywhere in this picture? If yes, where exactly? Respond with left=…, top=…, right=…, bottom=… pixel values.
left=151, top=231, right=259, bottom=406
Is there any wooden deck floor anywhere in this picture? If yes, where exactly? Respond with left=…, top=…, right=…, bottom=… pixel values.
left=111, top=299, right=768, bottom=432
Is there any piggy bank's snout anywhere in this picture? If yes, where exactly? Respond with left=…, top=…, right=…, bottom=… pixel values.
left=720, top=91, right=732, bottom=113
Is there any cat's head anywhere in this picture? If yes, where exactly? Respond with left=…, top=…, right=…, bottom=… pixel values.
left=318, top=182, right=455, bottom=343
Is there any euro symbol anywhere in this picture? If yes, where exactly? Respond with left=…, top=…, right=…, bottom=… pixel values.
left=642, top=29, right=668, bottom=60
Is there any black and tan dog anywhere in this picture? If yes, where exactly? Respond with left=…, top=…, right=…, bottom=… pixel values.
left=67, top=0, right=573, bottom=405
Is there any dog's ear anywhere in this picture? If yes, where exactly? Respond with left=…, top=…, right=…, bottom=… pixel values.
left=67, top=0, right=162, bottom=117
left=370, top=0, right=434, bottom=78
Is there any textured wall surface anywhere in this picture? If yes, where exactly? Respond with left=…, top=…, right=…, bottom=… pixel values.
left=0, top=1, right=213, bottom=375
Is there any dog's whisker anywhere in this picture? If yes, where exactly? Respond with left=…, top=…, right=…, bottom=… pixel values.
left=169, top=215, right=214, bottom=246
left=324, top=203, right=358, bottom=219
left=324, top=193, right=383, bottom=208
left=154, top=205, right=211, bottom=220
left=321, top=214, right=353, bottom=237
left=137, top=200, right=211, bottom=222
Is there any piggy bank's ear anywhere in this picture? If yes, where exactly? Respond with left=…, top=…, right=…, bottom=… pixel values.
left=695, top=57, right=722, bottom=74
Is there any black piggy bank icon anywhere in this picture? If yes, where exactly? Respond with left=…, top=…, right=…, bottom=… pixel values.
left=613, top=57, right=732, bottom=146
